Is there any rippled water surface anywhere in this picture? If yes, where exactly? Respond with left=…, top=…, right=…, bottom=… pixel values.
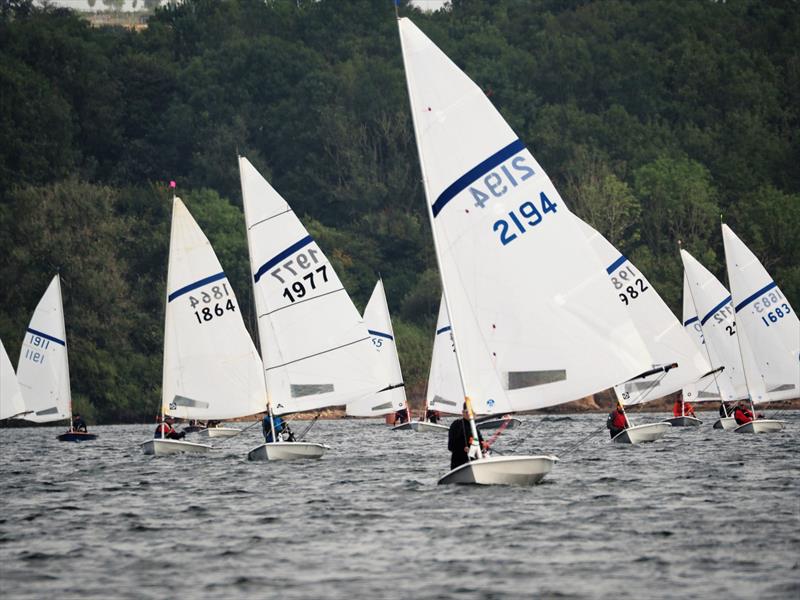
left=1, top=412, right=798, bottom=599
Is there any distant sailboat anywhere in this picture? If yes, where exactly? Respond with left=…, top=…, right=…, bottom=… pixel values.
left=721, top=224, right=795, bottom=433
left=0, top=339, right=27, bottom=421
left=398, top=17, right=652, bottom=485
left=15, top=275, right=95, bottom=441
left=141, top=197, right=267, bottom=456
left=349, top=279, right=410, bottom=421
left=238, top=157, right=384, bottom=460
left=575, top=218, right=710, bottom=440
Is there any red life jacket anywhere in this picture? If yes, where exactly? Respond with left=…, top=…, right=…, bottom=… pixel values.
left=156, top=422, right=175, bottom=436
left=734, top=407, right=753, bottom=425
left=611, top=410, right=628, bottom=429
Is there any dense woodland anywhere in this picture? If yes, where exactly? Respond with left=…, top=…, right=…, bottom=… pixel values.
left=1, top=0, right=798, bottom=423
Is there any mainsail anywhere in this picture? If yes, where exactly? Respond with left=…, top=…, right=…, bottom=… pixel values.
left=681, top=274, right=725, bottom=403
left=16, top=275, right=71, bottom=423
left=425, top=297, right=463, bottom=415
left=398, top=17, right=652, bottom=415
left=238, top=157, right=382, bottom=415
left=162, top=197, right=266, bottom=421
left=1, top=338, right=26, bottom=420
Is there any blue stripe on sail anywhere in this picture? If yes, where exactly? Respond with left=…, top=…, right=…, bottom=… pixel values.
left=735, top=281, right=777, bottom=313
left=700, top=296, right=732, bottom=326
left=606, top=255, right=628, bottom=274
left=432, top=139, right=526, bottom=218
left=368, top=330, right=394, bottom=341
left=683, top=317, right=698, bottom=327
left=254, top=235, right=314, bottom=283
left=26, top=328, right=65, bottom=346
left=168, top=272, right=226, bottom=302
left=436, top=325, right=452, bottom=335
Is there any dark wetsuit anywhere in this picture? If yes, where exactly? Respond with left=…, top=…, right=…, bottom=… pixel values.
left=72, top=417, right=87, bottom=432
left=447, top=418, right=484, bottom=470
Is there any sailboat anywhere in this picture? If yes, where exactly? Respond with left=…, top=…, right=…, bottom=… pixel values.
left=680, top=249, right=752, bottom=432
left=681, top=273, right=732, bottom=429
left=1, top=339, right=28, bottom=421
left=14, top=275, right=95, bottom=441
left=721, top=223, right=795, bottom=433
left=141, top=197, right=267, bottom=456
left=575, top=218, right=710, bottom=440
left=348, top=279, right=411, bottom=423
left=398, top=17, right=653, bottom=485
left=238, top=156, right=384, bottom=461
left=425, top=298, right=517, bottom=433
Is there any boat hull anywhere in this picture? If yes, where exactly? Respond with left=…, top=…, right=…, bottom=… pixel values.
left=247, top=442, right=329, bottom=461
left=612, top=422, right=671, bottom=444
left=57, top=431, right=98, bottom=442
left=713, top=417, right=737, bottom=430
left=734, top=419, right=785, bottom=434
left=198, top=427, right=240, bottom=438
left=391, top=422, right=413, bottom=431
left=141, top=439, right=212, bottom=456
left=476, top=417, right=521, bottom=431
left=407, top=420, right=448, bottom=433
left=437, top=455, right=557, bottom=486
left=664, top=416, right=702, bottom=427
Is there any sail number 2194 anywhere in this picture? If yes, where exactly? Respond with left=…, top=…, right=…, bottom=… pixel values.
left=493, top=193, right=558, bottom=246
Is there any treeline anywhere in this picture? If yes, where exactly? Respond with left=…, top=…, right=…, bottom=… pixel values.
left=0, top=0, right=797, bottom=423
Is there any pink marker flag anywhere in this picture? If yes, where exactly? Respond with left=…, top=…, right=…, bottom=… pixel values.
left=169, top=180, right=176, bottom=188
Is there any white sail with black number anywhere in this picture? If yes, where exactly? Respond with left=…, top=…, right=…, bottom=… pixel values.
left=681, top=274, right=724, bottom=403
left=347, top=279, right=407, bottom=417
left=398, top=17, right=651, bottom=415
left=680, top=249, right=748, bottom=402
left=15, top=275, right=71, bottom=423
left=574, top=218, right=709, bottom=406
left=238, top=157, right=382, bottom=415
left=1, top=338, right=26, bottom=420
left=162, top=197, right=266, bottom=421
left=722, top=224, right=799, bottom=403
left=426, top=297, right=464, bottom=415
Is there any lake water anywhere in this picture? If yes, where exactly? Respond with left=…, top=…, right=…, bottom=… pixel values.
left=1, top=412, right=798, bottom=599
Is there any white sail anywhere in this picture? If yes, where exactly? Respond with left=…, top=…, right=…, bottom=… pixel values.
left=162, top=197, right=266, bottom=421
left=0, top=338, right=26, bottom=420
left=238, top=156, right=382, bottom=415
left=347, top=279, right=407, bottom=417
left=15, top=275, right=71, bottom=423
left=426, top=297, right=464, bottom=415
left=681, top=275, right=724, bottom=403
left=722, top=224, right=799, bottom=402
left=398, top=17, right=651, bottom=414
left=575, top=218, right=709, bottom=406
left=680, top=249, right=748, bottom=401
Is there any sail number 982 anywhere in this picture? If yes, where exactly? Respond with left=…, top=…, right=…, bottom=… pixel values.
left=493, top=192, right=557, bottom=246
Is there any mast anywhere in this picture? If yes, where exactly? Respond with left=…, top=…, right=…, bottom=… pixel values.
left=238, top=156, right=277, bottom=444
left=397, top=17, right=482, bottom=457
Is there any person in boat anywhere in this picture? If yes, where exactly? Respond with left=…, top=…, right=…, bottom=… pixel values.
left=71, top=413, right=88, bottom=433
left=447, top=404, right=486, bottom=470
left=673, top=397, right=696, bottom=418
left=206, top=419, right=220, bottom=429
left=733, top=402, right=762, bottom=425
left=606, top=402, right=629, bottom=438
left=426, top=409, right=440, bottom=424
left=154, top=416, right=185, bottom=440
left=262, top=414, right=295, bottom=443
left=394, top=408, right=408, bottom=424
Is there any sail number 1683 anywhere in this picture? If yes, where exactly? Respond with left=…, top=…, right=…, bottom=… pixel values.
left=493, top=192, right=557, bottom=246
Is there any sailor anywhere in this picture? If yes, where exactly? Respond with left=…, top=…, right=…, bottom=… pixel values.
left=447, top=403, right=485, bottom=470
left=394, top=408, right=408, bottom=424
left=154, top=415, right=185, bottom=439
left=263, top=414, right=294, bottom=443
left=733, top=403, right=755, bottom=425
left=426, top=408, right=440, bottom=424
left=606, top=402, right=629, bottom=438
left=72, top=413, right=88, bottom=433
left=673, top=398, right=696, bottom=418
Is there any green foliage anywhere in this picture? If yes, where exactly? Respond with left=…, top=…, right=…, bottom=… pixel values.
left=1, top=0, right=798, bottom=420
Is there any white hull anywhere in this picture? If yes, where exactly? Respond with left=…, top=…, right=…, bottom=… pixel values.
left=734, top=419, right=785, bottom=434
left=198, top=427, right=240, bottom=438
left=476, top=417, right=522, bottom=431
left=437, top=455, right=557, bottom=486
left=713, top=416, right=737, bottom=430
left=612, top=422, right=671, bottom=445
left=247, top=441, right=329, bottom=461
left=664, top=416, right=702, bottom=427
left=408, top=420, right=448, bottom=433
left=141, top=438, right=212, bottom=456
left=391, top=421, right=413, bottom=431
